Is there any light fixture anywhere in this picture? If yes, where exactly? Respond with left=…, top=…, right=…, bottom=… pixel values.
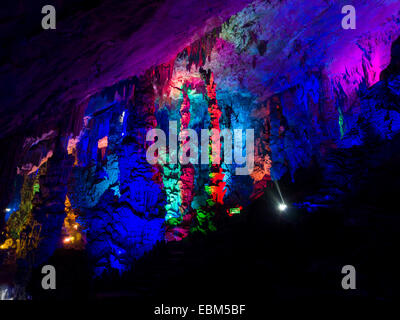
left=278, top=203, right=287, bottom=212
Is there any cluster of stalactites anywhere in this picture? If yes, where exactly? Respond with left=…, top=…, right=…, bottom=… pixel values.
left=185, top=27, right=221, bottom=71
left=151, top=59, right=175, bottom=107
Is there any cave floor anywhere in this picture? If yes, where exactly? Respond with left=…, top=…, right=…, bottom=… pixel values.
left=88, top=200, right=399, bottom=302
left=26, top=150, right=400, bottom=303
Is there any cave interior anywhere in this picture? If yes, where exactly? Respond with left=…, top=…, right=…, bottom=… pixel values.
left=1, top=0, right=400, bottom=301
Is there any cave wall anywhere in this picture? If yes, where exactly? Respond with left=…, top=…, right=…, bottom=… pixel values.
left=2, top=0, right=400, bottom=276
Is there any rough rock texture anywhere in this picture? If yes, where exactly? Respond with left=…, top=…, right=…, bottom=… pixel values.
left=2, top=0, right=400, bottom=278
left=0, top=0, right=252, bottom=138
left=203, top=0, right=400, bottom=181
left=0, top=0, right=252, bottom=224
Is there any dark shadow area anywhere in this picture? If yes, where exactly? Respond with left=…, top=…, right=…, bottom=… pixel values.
left=28, top=249, right=91, bottom=300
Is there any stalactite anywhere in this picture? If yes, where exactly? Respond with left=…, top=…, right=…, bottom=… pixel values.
left=194, top=69, right=226, bottom=234
left=128, top=70, right=163, bottom=188
left=162, top=153, right=182, bottom=225
left=205, top=71, right=226, bottom=205
left=165, top=85, right=196, bottom=241
left=179, top=85, right=195, bottom=215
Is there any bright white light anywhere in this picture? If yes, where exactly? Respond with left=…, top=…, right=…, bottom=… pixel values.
left=119, top=111, right=126, bottom=124
left=278, top=203, right=287, bottom=212
left=5, top=208, right=11, bottom=212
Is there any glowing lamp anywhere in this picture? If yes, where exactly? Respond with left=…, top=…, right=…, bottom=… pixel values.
left=228, top=207, right=241, bottom=216
left=97, top=136, right=108, bottom=149
left=278, top=203, right=287, bottom=212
